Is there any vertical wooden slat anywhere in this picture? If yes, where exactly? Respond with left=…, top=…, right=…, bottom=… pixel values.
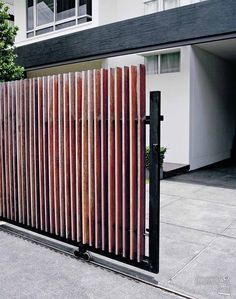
left=38, top=77, right=45, bottom=230
left=64, top=73, right=71, bottom=239
left=58, top=74, right=65, bottom=237
left=130, top=66, right=138, bottom=260
left=137, top=65, right=146, bottom=262
left=43, top=77, right=50, bottom=232
left=0, top=84, right=4, bottom=218
left=48, top=76, right=55, bottom=234
left=25, top=79, right=31, bottom=226
left=101, top=69, right=108, bottom=251
left=4, top=83, right=10, bottom=219
left=94, top=70, right=101, bottom=249
left=69, top=73, right=76, bottom=241
left=34, top=78, right=40, bottom=229
left=122, top=67, right=130, bottom=258
left=20, top=80, right=26, bottom=224
left=88, top=70, right=95, bottom=246
left=82, top=71, right=89, bottom=244
left=0, top=84, right=6, bottom=218
left=108, top=68, right=115, bottom=253
left=29, top=79, right=36, bottom=227
left=53, top=75, right=60, bottom=236
left=12, top=82, right=18, bottom=221
left=115, top=68, right=122, bottom=255
left=8, top=82, right=14, bottom=220
left=16, top=81, right=22, bottom=223
left=75, top=72, right=82, bottom=243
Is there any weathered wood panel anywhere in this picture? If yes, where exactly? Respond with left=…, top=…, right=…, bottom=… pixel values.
left=53, top=76, right=60, bottom=236
left=137, top=65, right=146, bottom=262
left=75, top=72, right=82, bottom=243
left=82, top=71, right=89, bottom=245
left=0, top=65, right=146, bottom=264
left=122, top=67, right=130, bottom=258
left=94, top=70, right=101, bottom=249
left=115, top=68, right=122, bottom=255
left=101, top=69, right=108, bottom=251
left=129, top=66, right=138, bottom=260
left=108, top=68, right=115, bottom=253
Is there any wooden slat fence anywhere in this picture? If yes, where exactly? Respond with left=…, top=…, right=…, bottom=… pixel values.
left=0, top=65, right=146, bottom=263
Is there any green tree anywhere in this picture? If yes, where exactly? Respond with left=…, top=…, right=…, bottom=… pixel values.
left=0, top=0, right=24, bottom=82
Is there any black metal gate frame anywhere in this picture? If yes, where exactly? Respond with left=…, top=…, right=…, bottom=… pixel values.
left=0, top=91, right=161, bottom=274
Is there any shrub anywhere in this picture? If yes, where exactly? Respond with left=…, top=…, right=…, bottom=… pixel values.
left=145, top=146, right=167, bottom=170
left=0, top=1, right=24, bottom=82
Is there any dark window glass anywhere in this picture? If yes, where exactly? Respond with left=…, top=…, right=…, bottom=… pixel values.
left=27, top=0, right=34, bottom=31
left=56, top=0, right=75, bottom=21
left=56, top=20, right=76, bottom=30
left=145, top=56, right=159, bottom=75
left=27, top=32, right=34, bottom=38
left=36, top=26, right=54, bottom=35
left=36, top=0, right=54, bottom=26
left=77, top=16, right=92, bottom=24
left=160, top=52, right=180, bottom=73
left=78, top=0, right=92, bottom=16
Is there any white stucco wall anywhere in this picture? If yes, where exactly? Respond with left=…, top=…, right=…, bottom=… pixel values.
left=190, top=46, right=236, bottom=170
left=14, top=0, right=206, bottom=46
left=146, top=46, right=191, bottom=165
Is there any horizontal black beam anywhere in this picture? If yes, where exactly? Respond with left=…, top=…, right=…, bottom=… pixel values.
left=16, top=0, right=236, bottom=70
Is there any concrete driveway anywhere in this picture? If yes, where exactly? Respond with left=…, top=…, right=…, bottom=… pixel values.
left=158, top=163, right=236, bottom=298
left=0, top=163, right=236, bottom=299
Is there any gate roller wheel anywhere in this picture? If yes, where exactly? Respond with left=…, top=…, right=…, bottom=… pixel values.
left=74, top=249, right=91, bottom=262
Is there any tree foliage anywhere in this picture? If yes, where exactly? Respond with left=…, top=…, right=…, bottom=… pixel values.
left=0, top=0, right=24, bottom=82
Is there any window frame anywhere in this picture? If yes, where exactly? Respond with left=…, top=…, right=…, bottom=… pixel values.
left=26, top=0, right=92, bottom=38
left=145, top=50, right=181, bottom=75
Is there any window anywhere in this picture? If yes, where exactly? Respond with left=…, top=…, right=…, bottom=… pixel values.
left=36, top=0, right=54, bottom=26
left=144, top=0, right=206, bottom=14
left=56, top=0, right=75, bottom=21
left=160, top=52, right=180, bottom=73
left=144, top=0, right=159, bottom=15
left=145, top=56, right=159, bottom=75
left=163, top=0, right=180, bottom=10
left=27, top=0, right=34, bottom=31
left=26, top=0, right=92, bottom=38
left=78, top=0, right=92, bottom=17
left=145, top=51, right=181, bottom=74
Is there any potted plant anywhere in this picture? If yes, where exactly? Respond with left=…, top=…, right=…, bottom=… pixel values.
left=145, top=146, right=167, bottom=179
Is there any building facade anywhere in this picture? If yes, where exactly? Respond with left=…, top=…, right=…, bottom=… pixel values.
left=12, top=0, right=236, bottom=170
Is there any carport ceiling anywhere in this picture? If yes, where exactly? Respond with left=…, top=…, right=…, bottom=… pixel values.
left=197, top=39, right=236, bottom=62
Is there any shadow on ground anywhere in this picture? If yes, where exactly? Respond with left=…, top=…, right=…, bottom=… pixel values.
left=169, top=160, right=236, bottom=190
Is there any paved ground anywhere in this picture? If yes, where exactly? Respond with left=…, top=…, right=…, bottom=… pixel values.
left=158, top=163, right=236, bottom=299
left=0, top=163, right=236, bottom=299
left=0, top=230, right=180, bottom=299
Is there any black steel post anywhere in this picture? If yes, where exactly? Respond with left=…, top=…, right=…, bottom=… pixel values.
left=149, top=91, right=161, bottom=273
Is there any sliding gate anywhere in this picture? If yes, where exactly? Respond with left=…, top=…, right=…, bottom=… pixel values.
left=0, top=65, right=161, bottom=273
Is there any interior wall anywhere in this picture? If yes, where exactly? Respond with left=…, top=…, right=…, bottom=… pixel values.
left=190, top=46, right=236, bottom=170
